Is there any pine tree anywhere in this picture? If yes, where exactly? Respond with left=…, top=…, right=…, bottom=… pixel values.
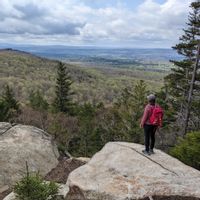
left=29, top=90, right=49, bottom=111
left=132, top=80, right=148, bottom=119
left=165, top=1, right=200, bottom=135
left=53, top=62, right=74, bottom=114
left=0, top=100, right=9, bottom=121
left=0, top=85, right=20, bottom=122
left=112, top=80, right=148, bottom=143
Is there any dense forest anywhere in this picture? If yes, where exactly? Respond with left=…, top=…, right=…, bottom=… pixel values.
left=0, top=49, right=164, bottom=105
left=0, top=0, right=200, bottom=171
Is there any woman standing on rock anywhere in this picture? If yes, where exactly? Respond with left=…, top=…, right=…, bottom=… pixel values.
left=140, top=94, right=163, bottom=155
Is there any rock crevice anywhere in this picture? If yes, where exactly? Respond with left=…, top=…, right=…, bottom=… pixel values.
left=0, top=123, right=13, bottom=136
left=115, top=143, right=179, bottom=176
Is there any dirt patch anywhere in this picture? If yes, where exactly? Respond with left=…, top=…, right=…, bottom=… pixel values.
left=44, top=157, right=86, bottom=184
left=66, top=185, right=86, bottom=200
left=0, top=188, right=11, bottom=200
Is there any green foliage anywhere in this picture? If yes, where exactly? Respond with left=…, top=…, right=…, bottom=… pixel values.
left=99, top=106, right=131, bottom=142
left=67, top=80, right=150, bottom=157
left=156, top=87, right=176, bottom=127
left=47, top=80, right=150, bottom=157
left=114, top=80, right=148, bottom=143
left=0, top=100, right=9, bottom=121
left=68, top=103, right=104, bottom=157
left=53, top=62, right=74, bottom=114
left=0, top=85, right=20, bottom=122
left=170, top=131, right=200, bottom=170
left=29, top=90, right=49, bottom=111
left=0, top=50, right=165, bottom=105
left=14, top=168, right=58, bottom=200
left=132, top=80, right=148, bottom=119
left=164, top=1, right=200, bottom=132
left=0, top=49, right=180, bottom=158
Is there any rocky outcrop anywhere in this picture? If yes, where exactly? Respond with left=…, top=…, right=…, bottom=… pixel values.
left=67, top=142, right=200, bottom=200
left=2, top=157, right=88, bottom=200
left=0, top=123, right=12, bottom=135
left=0, top=123, right=59, bottom=187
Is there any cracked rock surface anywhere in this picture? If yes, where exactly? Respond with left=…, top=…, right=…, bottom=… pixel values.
left=67, top=142, right=200, bottom=200
left=0, top=123, right=12, bottom=135
left=0, top=123, right=59, bottom=188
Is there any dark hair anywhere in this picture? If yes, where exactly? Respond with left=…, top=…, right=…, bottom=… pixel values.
left=149, top=99, right=156, bottom=105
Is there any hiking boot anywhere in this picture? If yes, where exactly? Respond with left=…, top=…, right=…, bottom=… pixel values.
left=149, top=149, right=155, bottom=154
left=142, top=150, right=150, bottom=155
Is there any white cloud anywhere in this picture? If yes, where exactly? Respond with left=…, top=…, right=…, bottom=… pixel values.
left=0, top=0, right=193, bottom=47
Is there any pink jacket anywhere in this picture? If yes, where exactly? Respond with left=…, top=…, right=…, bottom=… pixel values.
left=140, top=104, right=155, bottom=126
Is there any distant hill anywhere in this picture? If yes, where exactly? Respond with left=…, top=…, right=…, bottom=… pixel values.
left=0, top=49, right=166, bottom=104
left=0, top=44, right=182, bottom=69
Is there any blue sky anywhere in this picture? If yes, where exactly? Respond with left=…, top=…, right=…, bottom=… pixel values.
left=84, top=0, right=167, bottom=9
left=0, top=0, right=193, bottom=48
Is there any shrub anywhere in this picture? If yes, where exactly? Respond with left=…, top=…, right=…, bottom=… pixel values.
left=170, top=131, right=200, bottom=170
left=14, top=165, right=58, bottom=200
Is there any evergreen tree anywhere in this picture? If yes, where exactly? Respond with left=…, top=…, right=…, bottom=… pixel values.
left=111, top=80, right=148, bottom=143
left=53, top=62, right=74, bottom=114
left=0, top=100, right=9, bottom=121
left=29, top=90, right=49, bottom=111
left=132, top=80, right=148, bottom=119
left=170, top=131, right=200, bottom=170
left=165, top=1, right=200, bottom=135
left=68, top=103, right=103, bottom=157
left=0, top=85, right=20, bottom=122
left=156, top=88, right=176, bottom=127
left=14, top=163, right=58, bottom=200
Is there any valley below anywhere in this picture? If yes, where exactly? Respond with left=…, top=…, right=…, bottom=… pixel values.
left=0, top=46, right=175, bottom=104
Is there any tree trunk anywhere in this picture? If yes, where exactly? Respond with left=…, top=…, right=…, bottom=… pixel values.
left=183, top=41, right=200, bottom=136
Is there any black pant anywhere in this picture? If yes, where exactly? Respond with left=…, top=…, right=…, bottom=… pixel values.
left=144, top=124, right=157, bottom=152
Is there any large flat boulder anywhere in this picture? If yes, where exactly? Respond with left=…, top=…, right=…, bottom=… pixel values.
left=0, top=123, right=59, bottom=187
left=67, top=142, right=200, bottom=200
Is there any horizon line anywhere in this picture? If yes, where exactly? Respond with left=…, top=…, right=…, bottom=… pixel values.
left=0, top=43, right=172, bottom=50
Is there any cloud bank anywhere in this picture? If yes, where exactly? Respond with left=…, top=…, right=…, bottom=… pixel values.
left=0, top=0, right=193, bottom=47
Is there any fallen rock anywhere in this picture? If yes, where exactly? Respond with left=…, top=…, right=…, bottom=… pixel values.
left=67, top=142, right=200, bottom=200
left=0, top=123, right=59, bottom=187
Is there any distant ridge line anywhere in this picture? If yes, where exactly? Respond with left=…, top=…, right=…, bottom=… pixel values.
left=0, top=48, right=31, bottom=55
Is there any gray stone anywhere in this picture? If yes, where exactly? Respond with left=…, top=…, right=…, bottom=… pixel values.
left=3, top=192, right=15, bottom=200
left=0, top=185, right=9, bottom=193
left=0, top=123, right=59, bottom=187
left=0, top=123, right=12, bottom=135
left=56, top=183, right=69, bottom=199
left=75, top=157, right=90, bottom=163
left=67, top=142, right=200, bottom=200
